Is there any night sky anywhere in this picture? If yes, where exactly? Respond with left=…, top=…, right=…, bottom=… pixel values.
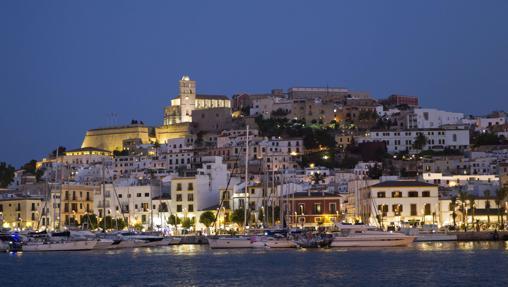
left=1, top=1, right=507, bottom=167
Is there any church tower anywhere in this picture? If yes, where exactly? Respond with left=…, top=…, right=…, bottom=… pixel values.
left=178, top=75, right=196, bottom=123
left=164, top=75, right=196, bottom=125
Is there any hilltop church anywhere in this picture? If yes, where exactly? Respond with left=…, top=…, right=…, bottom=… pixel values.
left=80, top=76, right=232, bottom=151
left=163, top=76, right=231, bottom=125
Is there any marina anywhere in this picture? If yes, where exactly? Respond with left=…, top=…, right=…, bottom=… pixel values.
left=2, top=242, right=508, bottom=286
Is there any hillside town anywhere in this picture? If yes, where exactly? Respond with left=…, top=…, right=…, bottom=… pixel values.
left=1, top=75, right=508, bottom=236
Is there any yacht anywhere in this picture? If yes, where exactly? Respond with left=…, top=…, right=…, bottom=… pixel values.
left=330, top=223, right=415, bottom=247
left=22, top=239, right=97, bottom=252
left=21, top=230, right=99, bottom=252
left=0, top=232, right=23, bottom=252
left=208, top=236, right=255, bottom=249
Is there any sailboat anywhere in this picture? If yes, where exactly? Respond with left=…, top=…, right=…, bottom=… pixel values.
left=208, top=126, right=256, bottom=249
left=22, top=230, right=98, bottom=252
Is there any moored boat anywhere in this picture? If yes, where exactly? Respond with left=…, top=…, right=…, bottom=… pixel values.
left=265, top=237, right=298, bottom=248
left=22, top=240, right=97, bottom=252
left=208, top=236, right=254, bottom=249
left=331, top=224, right=415, bottom=247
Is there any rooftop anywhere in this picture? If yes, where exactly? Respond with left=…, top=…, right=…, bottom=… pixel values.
left=292, top=191, right=341, bottom=198
left=371, top=180, right=437, bottom=188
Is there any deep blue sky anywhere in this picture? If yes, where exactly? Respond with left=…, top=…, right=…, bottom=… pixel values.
left=1, top=1, right=508, bottom=167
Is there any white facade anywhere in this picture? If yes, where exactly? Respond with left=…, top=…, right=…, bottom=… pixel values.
left=357, top=128, right=470, bottom=153
left=411, top=109, right=464, bottom=129
left=368, top=181, right=440, bottom=227
left=169, top=157, right=229, bottom=224
left=94, top=183, right=161, bottom=229
left=421, top=172, right=499, bottom=188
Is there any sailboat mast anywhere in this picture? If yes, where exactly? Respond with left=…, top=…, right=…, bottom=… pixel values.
left=102, top=160, right=106, bottom=233
left=243, top=125, right=249, bottom=229
left=271, top=168, right=275, bottom=227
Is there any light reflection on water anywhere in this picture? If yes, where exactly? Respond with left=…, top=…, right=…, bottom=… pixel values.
left=2, top=242, right=508, bottom=286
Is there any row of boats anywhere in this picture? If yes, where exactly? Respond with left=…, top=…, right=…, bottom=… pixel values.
left=0, top=230, right=181, bottom=252
left=208, top=224, right=416, bottom=249
left=3, top=223, right=454, bottom=252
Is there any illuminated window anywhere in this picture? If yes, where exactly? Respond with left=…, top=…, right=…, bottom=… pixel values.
left=392, top=191, right=402, bottom=198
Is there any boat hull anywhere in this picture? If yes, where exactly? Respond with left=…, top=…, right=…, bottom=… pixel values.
left=208, top=238, right=253, bottom=249
left=331, top=236, right=415, bottom=247
left=415, top=234, right=457, bottom=242
left=265, top=240, right=298, bottom=248
left=23, top=240, right=97, bottom=252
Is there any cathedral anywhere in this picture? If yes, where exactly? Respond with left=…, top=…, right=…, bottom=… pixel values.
left=163, top=75, right=231, bottom=125
left=81, top=76, right=232, bottom=151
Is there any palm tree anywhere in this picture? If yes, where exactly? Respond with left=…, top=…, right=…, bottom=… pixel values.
left=484, top=190, right=491, bottom=227
left=469, top=195, right=476, bottom=231
left=450, top=196, right=458, bottom=230
left=495, top=187, right=507, bottom=230
left=458, top=191, right=468, bottom=231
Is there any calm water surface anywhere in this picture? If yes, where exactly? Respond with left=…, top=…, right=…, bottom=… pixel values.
left=1, top=242, right=508, bottom=286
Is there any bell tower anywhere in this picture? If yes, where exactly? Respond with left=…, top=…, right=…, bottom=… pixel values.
left=179, top=75, right=196, bottom=123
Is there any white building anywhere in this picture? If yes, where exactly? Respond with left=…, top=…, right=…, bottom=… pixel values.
left=368, top=180, right=440, bottom=227
left=94, top=182, right=161, bottom=230
left=421, top=172, right=499, bottom=188
left=407, top=108, right=464, bottom=129
left=169, top=156, right=228, bottom=230
left=357, top=128, right=470, bottom=154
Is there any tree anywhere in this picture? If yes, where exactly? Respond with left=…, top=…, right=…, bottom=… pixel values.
left=472, top=132, right=503, bottom=146
left=309, top=172, right=326, bottom=185
left=168, top=214, right=180, bottom=226
left=458, top=191, right=468, bottom=231
left=0, top=162, right=15, bottom=187
left=495, top=188, right=507, bottom=230
left=484, top=190, right=491, bottom=226
left=21, top=159, right=37, bottom=175
left=450, top=196, right=457, bottom=230
left=367, top=164, right=383, bottom=179
left=413, top=133, right=427, bottom=150
left=469, top=195, right=476, bottom=230
left=231, top=208, right=245, bottom=226
left=81, top=214, right=98, bottom=229
left=181, top=217, right=194, bottom=230
left=199, top=211, right=216, bottom=229
left=98, top=216, right=127, bottom=230
left=20, top=159, right=44, bottom=182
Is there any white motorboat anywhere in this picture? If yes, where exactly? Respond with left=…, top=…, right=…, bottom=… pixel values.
left=331, top=224, right=415, bottom=247
left=208, top=237, right=255, bottom=249
left=22, top=240, right=97, bottom=252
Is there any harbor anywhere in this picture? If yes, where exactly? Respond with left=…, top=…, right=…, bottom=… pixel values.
left=2, top=242, right=508, bottom=286
left=3, top=221, right=508, bottom=253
